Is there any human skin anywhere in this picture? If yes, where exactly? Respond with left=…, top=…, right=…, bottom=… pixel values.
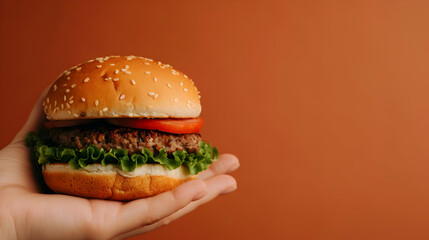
left=0, top=88, right=239, bottom=240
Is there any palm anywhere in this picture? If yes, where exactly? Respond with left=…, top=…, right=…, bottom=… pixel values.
left=0, top=90, right=239, bottom=240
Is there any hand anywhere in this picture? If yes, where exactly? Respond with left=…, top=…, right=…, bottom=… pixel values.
left=0, top=88, right=240, bottom=240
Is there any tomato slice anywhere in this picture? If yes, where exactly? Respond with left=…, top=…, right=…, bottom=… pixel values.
left=106, top=118, right=203, bottom=134
left=44, top=119, right=97, bottom=129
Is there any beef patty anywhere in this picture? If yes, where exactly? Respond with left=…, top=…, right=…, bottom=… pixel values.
left=47, top=124, right=202, bottom=155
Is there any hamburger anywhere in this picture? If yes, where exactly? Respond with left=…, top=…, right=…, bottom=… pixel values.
left=26, top=56, right=218, bottom=201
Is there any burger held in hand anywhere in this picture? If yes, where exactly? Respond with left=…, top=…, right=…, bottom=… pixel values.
left=26, top=56, right=218, bottom=201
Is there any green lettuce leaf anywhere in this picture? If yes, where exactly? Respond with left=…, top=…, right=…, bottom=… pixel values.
left=25, top=132, right=218, bottom=175
left=153, top=149, right=183, bottom=170
left=183, top=142, right=219, bottom=175
left=78, top=146, right=104, bottom=168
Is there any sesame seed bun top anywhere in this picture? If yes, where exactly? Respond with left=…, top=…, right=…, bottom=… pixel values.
left=43, top=56, right=201, bottom=120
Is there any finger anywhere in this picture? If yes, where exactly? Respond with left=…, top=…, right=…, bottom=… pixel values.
left=198, top=154, right=240, bottom=180
left=110, top=179, right=208, bottom=237
left=12, top=86, right=51, bottom=144
left=115, top=174, right=237, bottom=239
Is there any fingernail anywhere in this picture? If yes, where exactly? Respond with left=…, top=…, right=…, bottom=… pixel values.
left=192, top=189, right=208, bottom=201
left=227, top=163, right=240, bottom=172
left=221, top=184, right=237, bottom=195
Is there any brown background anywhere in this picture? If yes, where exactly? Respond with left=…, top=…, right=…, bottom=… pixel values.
left=2, top=1, right=429, bottom=239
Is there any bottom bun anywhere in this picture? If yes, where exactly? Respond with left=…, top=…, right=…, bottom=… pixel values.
left=42, top=163, right=195, bottom=201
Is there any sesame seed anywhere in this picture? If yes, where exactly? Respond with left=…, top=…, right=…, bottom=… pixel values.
left=73, top=113, right=79, bottom=117
left=121, top=69, right=131, bottom=74
left=64, top=95, right=67, bottom=101
left=148, top=92, right=156, bottom=96
left=99, top=110, right=103, bottom=116
left=127, top=57, right=133, bottom=60
left=81, top=98, right=86, bottom=102
left=154, top=94, right=158, bottom=99
left=83, top=77, right=90, bottom=83
left=198, top=95, right=201, bottom=99
left=69, top=100, right=74, bottom=104
left=53, top=108, right=57, bottom=113
left=69, top=96, right=74, bottom=100
left=158, top=61, right=162, bottom=65
left=167, top=83, right=172, bottom=88
left=64, top=70, right=71, bottom=75
left=61, top=104, right=64, bottom=109
left=145, top=71, right=151, bottom=74
left=65, top=89, right=70, bottom=93
left=95, top=100, right=99, bottom=106
left=76, top=67, right=82, bottom=71
left=63, top=83, right=67, bottom=87
left=68, top=110, right=72, bottom=115
left=103, top=107, right=108, bottom=112
left=115, top=69, right=119, bottom=74
left=125, top=65, right=129, bottom=69
left=119, top=94, right=125, bottom=100
left=67, top=77, right=71, bottom=80
left=144, top=62, right=150, bottom=65
left=160, top=65, right=165, bottom=69
left=174, top=98, right=178, bottom=103
left=54, top=101, right=57, bottom=107
left=109, top=63, right=115, bottom=66
left=153, top=77, right=157, bottom=82
left=103, top=56, right=110, bottom=60
left=184, top=75, right=188, bottom=78
left=184, top=88, right=188, bottom=92
left=96, top=57, right=104, bottom=63
left=53, top=85, right=57, bottom=91
left=66, top=103, right=71, bottom=109
left=104, top=78, right=109, bottom=81
left=164, top=64, right=171, bottom=68
left=180, top=82, right=183, bottom=86
left=113, top=78, right=119, bottom=81
left=47, top=97, right=50, bottom=103
left=131, top=79, right=136, bottom=85
left=88, top=59, right=94, bottom=62
left=96, top=65, right=102, bottom=68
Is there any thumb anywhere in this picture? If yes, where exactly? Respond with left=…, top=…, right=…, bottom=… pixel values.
left=12, top=86, right=50, bottom=144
